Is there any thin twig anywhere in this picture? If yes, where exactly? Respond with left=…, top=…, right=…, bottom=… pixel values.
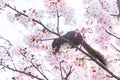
left=111, top=44, right=120, bottom=53
left=59, top=61, right=64, bottom=80
left=56, top=4, right=60, bottom=35
left=5, top=4, right=58, bottom=36
left=1, top=64, right=44, bottom=80
left=59, top=61, right=74, bottom=80
left=31, top=61, right=49, bottom=80
left=64, top=66, right=74, bottom=80
left=15, top=50, right=48, bottom=80
left=105, top=29, right=120, bottom=39
left=10, top=47, right=48, bottom=80
left=98, top=0, right=120, bottom=18
left=117, top=0, right=120, bottom=15
left=0, top=36, right=13, bottom=46
left=40, top=38, right=57, bottom=41
left=0, top=46, right=16, bottom=70
left=98, top=0, right=105, bottom=10
left=110, top=0, right=120, bottom=18
left=98, top=0, right=118, bottom=17
left=110, top=0, right=120, bottom=17
left=111, top=14, right=120, bottom=17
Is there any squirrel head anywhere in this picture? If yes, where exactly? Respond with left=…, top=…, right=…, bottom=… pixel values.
left=52, top=38, right=66, bottom=51
left=52, top=38, right=60, bottom=51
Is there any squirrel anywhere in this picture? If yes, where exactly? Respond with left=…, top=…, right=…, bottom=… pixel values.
left=52, top=31, right=106, bottom=65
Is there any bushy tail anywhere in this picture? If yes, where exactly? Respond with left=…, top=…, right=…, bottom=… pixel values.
left=83, top=41, right=106, bottom=65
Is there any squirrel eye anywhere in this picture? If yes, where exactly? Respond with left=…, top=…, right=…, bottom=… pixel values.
left=53, top=46, right=57, bottom=50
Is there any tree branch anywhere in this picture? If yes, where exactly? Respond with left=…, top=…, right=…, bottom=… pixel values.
left=31, top=61, right=49, bottom=80
left=117, top=0, right=120, bottom=16
left=1, top=64, right=44, bottom=80
left=64, top=66, right=74, bottom=80
left=59, top=61, right=64, bottom=80
left=98, top=0, right=105, bottom=10
left=40, top=38, right=57, bottom=41
left=59, top=61, right=74, bottom=80
left=0, top=45, right=16, bottom=70
left=111, top=44, right=120, bottom=53
left=110, top=0, right=120, bottom=18
left=105, top=29, right=120, bottom=39
left=18, top=50, right=48, bottom=80
left=0, top=36, right=13, bottom=46
left=110, top=14, right=120, bottom=17
left=5, top=4, right=58, bottom=36
left=98, top=0, right=120, bottom=18
left=56, top=4, right=60, bottom=35
left=110, top=0, right=120, bottom=17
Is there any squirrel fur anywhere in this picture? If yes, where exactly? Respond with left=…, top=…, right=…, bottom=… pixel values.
left=52, top=31, right=106, bottom=65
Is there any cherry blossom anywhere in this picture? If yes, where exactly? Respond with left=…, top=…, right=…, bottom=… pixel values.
left=0, top=0, right=120, bottom=80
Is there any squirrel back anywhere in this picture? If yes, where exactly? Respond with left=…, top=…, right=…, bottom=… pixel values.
left=52, top=31, right=83, bottom=51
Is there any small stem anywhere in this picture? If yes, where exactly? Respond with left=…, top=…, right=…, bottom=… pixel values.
left=31, top=61, right=49, bottom=80
left=59, top=61, right=64, bottom=80
left=1, top=64, right=44, bottom=80
left=105, top=29, right=120, bottom=39
left=111, top=44, right=120, bottom=53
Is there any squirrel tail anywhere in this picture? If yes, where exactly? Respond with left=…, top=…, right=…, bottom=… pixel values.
left=82, top=41, right=107, bottom=66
